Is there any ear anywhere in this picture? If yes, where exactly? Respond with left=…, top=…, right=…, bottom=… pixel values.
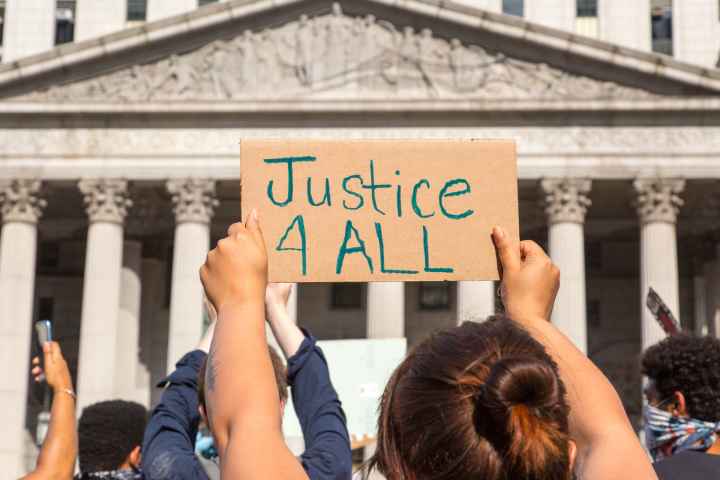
left=198, top=405, right=207, bottom=426
left=673, top=391, right=688, bottom=417
left=128, top=445, right=142, bottom=468
left=567, top=439, right=577, bottom=473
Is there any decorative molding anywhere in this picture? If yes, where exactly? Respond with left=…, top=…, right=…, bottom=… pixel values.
left=541, top=178, right=592, bottom=224
left=167, top=178, right=218, bottom=224
left=19, top=3, right=655, bottom=103
left=633, top=178, right=685, bottom=225
left=0, top=179, right=46, bottom=224
left=78, top=179, right=132, bottom=224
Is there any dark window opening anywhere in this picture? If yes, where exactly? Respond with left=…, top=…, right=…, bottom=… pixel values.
left=651, top=0, right=673, bottom=55
left=127, top=0, right=147, bottom=21
left=502, top=0, right=524, bottom=17
left=419, top=282, right=450, bottom=311
left=577, top=0, right=598, bottom=17
left=55, top=1, right=75, bottom=45
left=331, top=283, right=363, bottom=310
left=0, top=1, right=6, bottom=49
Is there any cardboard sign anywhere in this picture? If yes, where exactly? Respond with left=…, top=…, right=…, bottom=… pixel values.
left=241, top=139, right=518, bottom=282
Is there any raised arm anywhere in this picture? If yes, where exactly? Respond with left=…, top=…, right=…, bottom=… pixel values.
left=266, top=283, right=353, bottom=479
left=265, top=283, right=304, bottom=359
left=491, top=227, right=657, bottom=480
left=141, top=321, right=215, bottom=480
left=200, top=211, right=307, bottom=480
left=23, top=342, right=77, bottom=480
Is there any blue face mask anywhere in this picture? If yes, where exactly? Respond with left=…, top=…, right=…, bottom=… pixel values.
left=643, top=403, right=720, bottom=462
left=195, top=430, right=218, bottom=460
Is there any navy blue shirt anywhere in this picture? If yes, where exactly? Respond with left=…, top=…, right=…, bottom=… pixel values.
left=142, top=332, right=352, bottom=480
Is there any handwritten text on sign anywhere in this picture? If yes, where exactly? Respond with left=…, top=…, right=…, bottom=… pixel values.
left=240, top=139, right=518, bottom=282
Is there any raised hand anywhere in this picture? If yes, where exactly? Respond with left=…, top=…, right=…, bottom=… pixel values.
left=491, top=226, right=559, bottom=322
left=200, top=208, right=268, bottom=311
left=32, top=341, right=73, bottom=393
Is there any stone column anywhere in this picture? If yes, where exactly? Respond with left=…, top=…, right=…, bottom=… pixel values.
left=166, top=179, right=218, bottom=371
left=0, top=180, right=45, bottom=477
left=456, top=282, right=495, bottom=324
left=367, top=283, right=404, bottom=339
left=114, top=241, right=142, bottom=403
left=705, top=250, right=720, bottom=337
left=634, top=178, right=684, bottom=350
left=76, top=179, right=132, bottom=412
left=541, top=178, right=592, bottom=353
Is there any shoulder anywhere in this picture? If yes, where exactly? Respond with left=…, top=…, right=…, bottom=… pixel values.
left=654, top=451, right=720, bottom=479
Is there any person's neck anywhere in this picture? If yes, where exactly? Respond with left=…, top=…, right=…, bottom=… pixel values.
left=707, top=439, right=720, bottom=455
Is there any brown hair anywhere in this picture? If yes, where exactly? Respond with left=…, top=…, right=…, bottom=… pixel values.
left=197, top=345, right=289, bottom=409
left=368, top=316, right=572, bottom=480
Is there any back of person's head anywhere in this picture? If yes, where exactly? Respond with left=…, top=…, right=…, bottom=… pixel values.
left=198, top=345, right=289, bottom=411
left=642, top=334, right=720, bottom=422
left=369, top=316, right=573, bottom=480
left=78, top=400, right=148, bottom=473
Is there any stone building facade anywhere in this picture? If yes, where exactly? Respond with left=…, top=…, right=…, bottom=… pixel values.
left=1, top=0, right=720, bottom=477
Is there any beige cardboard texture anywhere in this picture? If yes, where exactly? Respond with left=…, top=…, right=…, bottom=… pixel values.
left=241, top=139, right=519, bottom=282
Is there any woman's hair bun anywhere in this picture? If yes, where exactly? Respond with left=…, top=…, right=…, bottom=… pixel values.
left=484, top=357, right=561, bottom=410
left=478, top=356, right=569, bottom=478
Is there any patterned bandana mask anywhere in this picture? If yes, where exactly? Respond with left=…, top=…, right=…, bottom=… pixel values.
left=644, top=404, right=720, bottom=462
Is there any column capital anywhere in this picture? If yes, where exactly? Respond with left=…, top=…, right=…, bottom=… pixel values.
left=79, top=179, right=132, bottom=224
left=0, top=179, right=46, bottom=224
left=633, top=178, right=685, bottom=225
left=540, top=178, right=592, bottom=224
left=167, top=178, right=218, bottom=224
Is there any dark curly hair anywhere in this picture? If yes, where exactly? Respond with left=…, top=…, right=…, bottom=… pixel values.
left=642, top=334, right=720, bottom=422
left=78, top=400, right=148, bottom=472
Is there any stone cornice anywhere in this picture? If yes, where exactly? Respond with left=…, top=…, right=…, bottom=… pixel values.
left=1, top=97, right=720, bottom=114
left=0, top=0, right=718, bottom=97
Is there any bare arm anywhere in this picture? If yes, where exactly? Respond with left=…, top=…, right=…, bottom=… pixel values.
left=492, top=227, right=656, bottom=480
left=265, top=283, right=304, bottom=359
left=22, top=342, right=77, bottom=480
left=200, top=212, right=307, bottom=480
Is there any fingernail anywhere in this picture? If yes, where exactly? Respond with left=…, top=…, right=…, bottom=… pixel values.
left=252, top=208, right=259, bottom=221
left=42, top=342, right=50, bottom=353
left=493, top=226, right=505, bottom=239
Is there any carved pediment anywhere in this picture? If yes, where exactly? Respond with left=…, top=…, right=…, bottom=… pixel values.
left=19, top=3, right=656, bottom=102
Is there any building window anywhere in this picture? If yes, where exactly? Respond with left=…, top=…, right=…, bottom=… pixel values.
left=0, top=0, right=6, bottom=51
left=502, top=0, right=524, bottom=17
left=55, top=1, right=75, bottom=45
left=577, top=0, right=598, bottom=17
left=331, top=283, right=363, bottom=309
left=419, top=282, right=450, bottom=311
left=127, top=0, right=147, bottom=22
left=199, top=0, right=218, bottom=6
left=651, top=0, right=673, bottom=55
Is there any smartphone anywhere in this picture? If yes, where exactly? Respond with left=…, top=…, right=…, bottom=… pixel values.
left=35, top=320, right=53, bottom=347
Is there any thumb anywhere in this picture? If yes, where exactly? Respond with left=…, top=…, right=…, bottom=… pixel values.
left=492, top=226, right=520, bottom=273
left=244, top=208, right=266, bottom=251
